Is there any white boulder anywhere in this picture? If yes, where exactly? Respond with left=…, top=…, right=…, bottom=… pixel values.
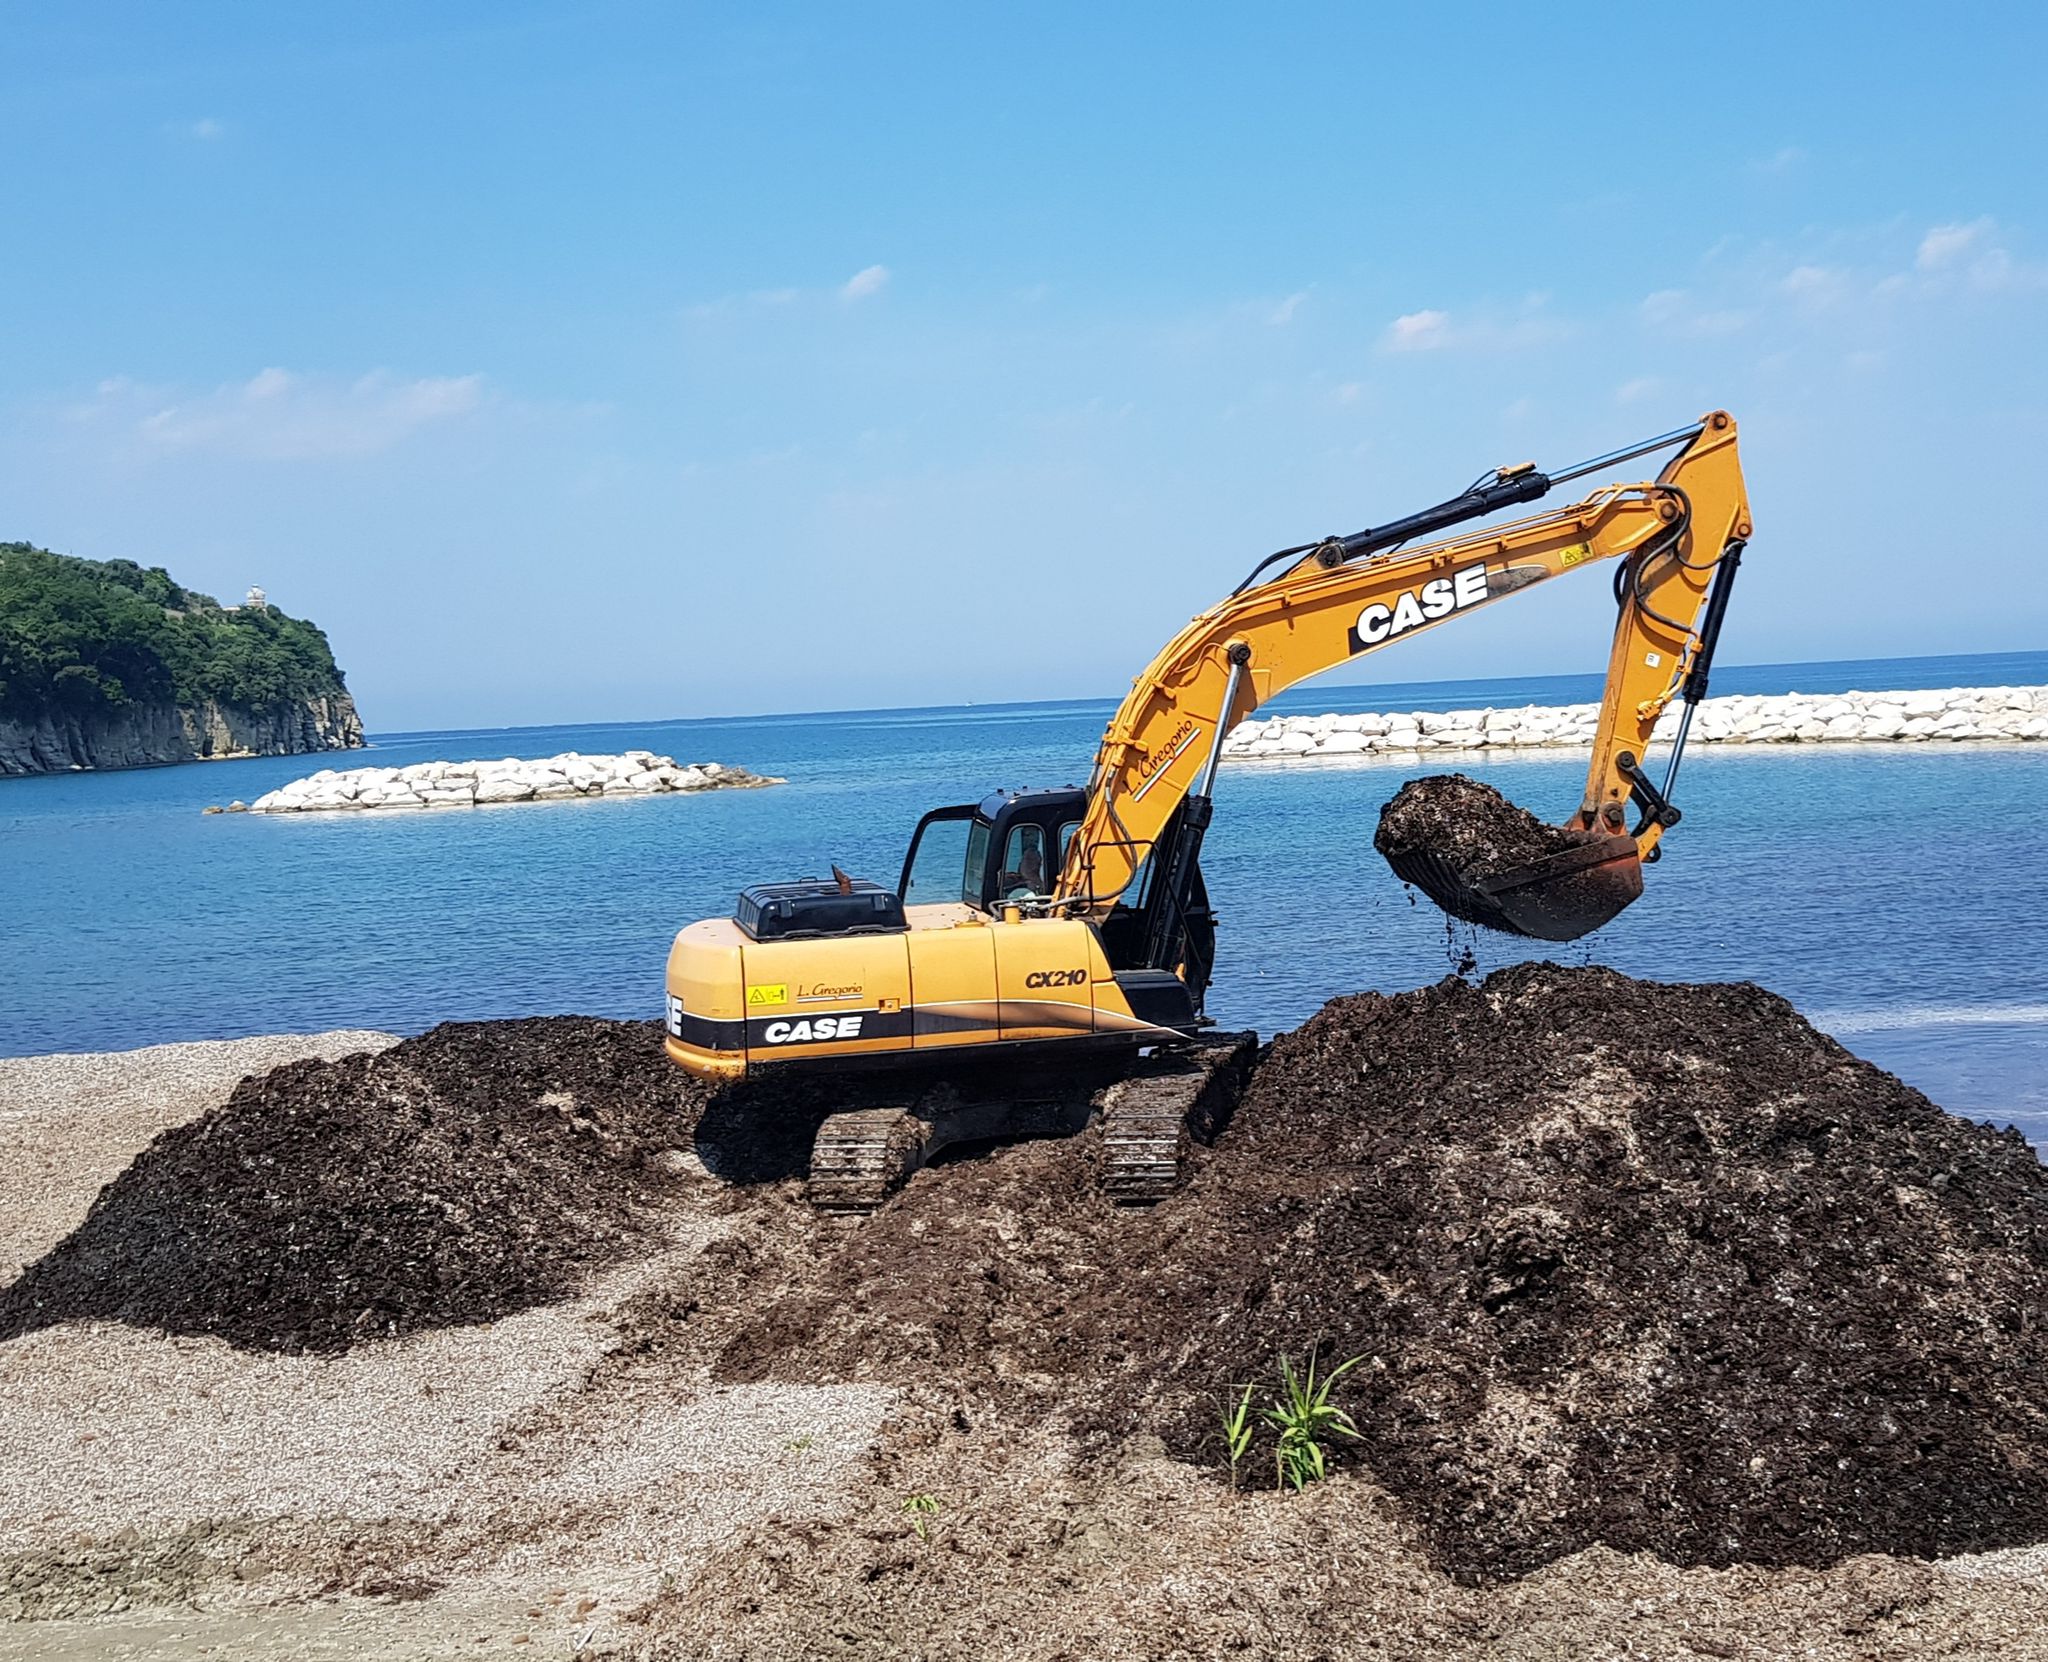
left=477, top=777, right=538, bottom=802
left=246, top=751, right=780, bottom=813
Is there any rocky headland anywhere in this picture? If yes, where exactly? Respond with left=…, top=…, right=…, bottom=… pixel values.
left=241, top=751, right=780, bottom=813
left=0, top=542, right=365, bottom=776
left=1224, top=683, right=2048, bottom=761
left=1, top=692, right=363, bottom=776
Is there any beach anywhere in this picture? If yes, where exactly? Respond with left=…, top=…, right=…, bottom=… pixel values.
left=0, top=1032, right=893, bottom=1658
left=6, top=1026, right=2048, bottom=1660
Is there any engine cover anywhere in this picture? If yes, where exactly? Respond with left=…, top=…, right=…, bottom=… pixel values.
left=733, top=878, right=907, bottom=941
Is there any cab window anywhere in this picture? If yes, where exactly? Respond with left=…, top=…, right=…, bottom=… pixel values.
left=999, top=823, right=1051, bottom=898
left=903, top=814, right=978, bottom=906
left=962, top=819, right=993, bottom=906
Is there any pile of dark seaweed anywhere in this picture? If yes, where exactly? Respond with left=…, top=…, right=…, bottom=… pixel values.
left=12, top=969, right=2048, bottom=1583
left=0, top=1018, right=698, bottom=1353
left=707, top=964, right=2048, bottom=1580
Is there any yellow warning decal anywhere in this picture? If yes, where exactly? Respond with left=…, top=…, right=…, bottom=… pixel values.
left=1559, top=541, right=1592, bottom=568
left=746, top=983, right=789, bottom=1007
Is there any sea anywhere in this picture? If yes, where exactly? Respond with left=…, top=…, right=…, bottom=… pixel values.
left=5, top=649, right=2046, bottom=1147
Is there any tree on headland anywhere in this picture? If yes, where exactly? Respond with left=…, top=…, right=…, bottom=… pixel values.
left=0, top=543, right=350, bottom=720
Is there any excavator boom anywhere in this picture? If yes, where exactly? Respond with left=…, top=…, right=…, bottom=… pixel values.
left=1055, top=411, right=1752, bottom=944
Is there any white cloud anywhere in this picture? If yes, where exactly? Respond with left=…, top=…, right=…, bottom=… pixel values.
left=1639, top=288, right=1750, bottom=337
left=1332, top=381, right=1363, bottom=405
left=1379, top=303, right=1571, bottom=355
left=683, top=286, right=798, bottom=320
left=1268, top=291, right=1308, bottom=326
left=1384, top=308, right=1451, bottom=351
left=1627, top=218, right=2045, bottom=364
left=1917, top=219, right=1991, bottom=271
left=1780, top=264, right=1847, bottom=305
left=1615, top=376, right=1662, bottom=406
left=1907, top=219, right=2044, bottom=292
left=101, top=368, right=485, bottom=460
left=682, top=265, right=892, bottom=317
left=1639, top=289, right=1688, bottom=326
left=1754, top=145, right=1807, bottom=174
left=841, top=264, right=890, bottom=300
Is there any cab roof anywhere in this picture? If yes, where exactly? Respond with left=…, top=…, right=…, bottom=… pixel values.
left=976, top=785, right=1086, bottom=821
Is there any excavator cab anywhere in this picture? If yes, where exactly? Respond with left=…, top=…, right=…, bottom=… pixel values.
left=898, top=787, right=1216, bottom=1017
left=898, top=788, right=1087, bottom=911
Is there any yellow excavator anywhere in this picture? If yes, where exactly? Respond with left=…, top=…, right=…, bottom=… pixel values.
left=666, top=411, right=1753, bottom=1208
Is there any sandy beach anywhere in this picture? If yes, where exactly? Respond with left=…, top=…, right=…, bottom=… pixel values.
left=3, top=1025, right=2048, bottom=1660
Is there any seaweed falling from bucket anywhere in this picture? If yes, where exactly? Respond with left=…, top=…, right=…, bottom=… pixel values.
left=1374, top=773, right=1644, bottom=942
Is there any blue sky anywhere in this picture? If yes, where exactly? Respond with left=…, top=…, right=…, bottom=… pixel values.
left=4, top=3, right=2044, bottom=730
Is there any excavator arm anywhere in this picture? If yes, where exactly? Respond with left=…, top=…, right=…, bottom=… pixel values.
left=1054, top=411, right=1753, bottom=947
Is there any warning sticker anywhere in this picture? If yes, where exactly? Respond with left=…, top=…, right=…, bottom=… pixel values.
left=746, top=983, right=789, bottom=1007
left=1559, top=541, right=1592, bottom=568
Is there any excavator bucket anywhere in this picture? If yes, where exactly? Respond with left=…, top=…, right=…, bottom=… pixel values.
left=1383, top=832, right=1644, bottom=943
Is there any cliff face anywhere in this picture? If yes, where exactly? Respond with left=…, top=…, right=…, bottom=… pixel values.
left=0, top=692, right=365, bottom=776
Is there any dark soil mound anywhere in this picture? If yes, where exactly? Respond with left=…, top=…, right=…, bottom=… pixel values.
left=0, top=1018, right=700, bottom=1353
left=1375, top=772, right=1601, bottom=878
left=706, top=964, right=2048, bottom=1582
left=1174, top=967, right=2048, bottom=1577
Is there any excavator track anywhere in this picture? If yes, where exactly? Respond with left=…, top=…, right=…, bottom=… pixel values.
left=801, top=1039, right=1259, bottom=1215
left=805, top=1077, right=1098, bottom=1216
left=1097, top=1031, right=1259, bottom=1205
left=806, top=1106, right=934, bottom=1215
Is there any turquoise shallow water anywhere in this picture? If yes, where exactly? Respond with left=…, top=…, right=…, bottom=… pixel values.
left=4, top=649, right=2045, bottom=1145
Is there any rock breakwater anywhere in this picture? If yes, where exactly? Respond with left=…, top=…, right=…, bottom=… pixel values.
left=246, top=751, right=780, bottom=814
left=1224, top=683, right=2048, bottom=761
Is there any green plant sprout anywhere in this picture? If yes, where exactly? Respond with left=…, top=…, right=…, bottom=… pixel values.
left=1219, top=1382, right=1257, bottom=1491
left=900, top=1493, right=940, bottom=1540
left=1260, top=1351, right=1364, bottom=1492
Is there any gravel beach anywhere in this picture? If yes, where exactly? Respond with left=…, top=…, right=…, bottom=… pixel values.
left=6, top=1023, right=2048, bottom=1660
left=0, top=1032, right=892, bottom=1658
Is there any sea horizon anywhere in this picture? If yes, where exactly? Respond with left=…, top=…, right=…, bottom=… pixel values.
left=359, top=646, right=2048, bottom=749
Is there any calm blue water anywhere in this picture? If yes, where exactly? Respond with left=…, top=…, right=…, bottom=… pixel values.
left=5, top=650, right=2046, bottom=1144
